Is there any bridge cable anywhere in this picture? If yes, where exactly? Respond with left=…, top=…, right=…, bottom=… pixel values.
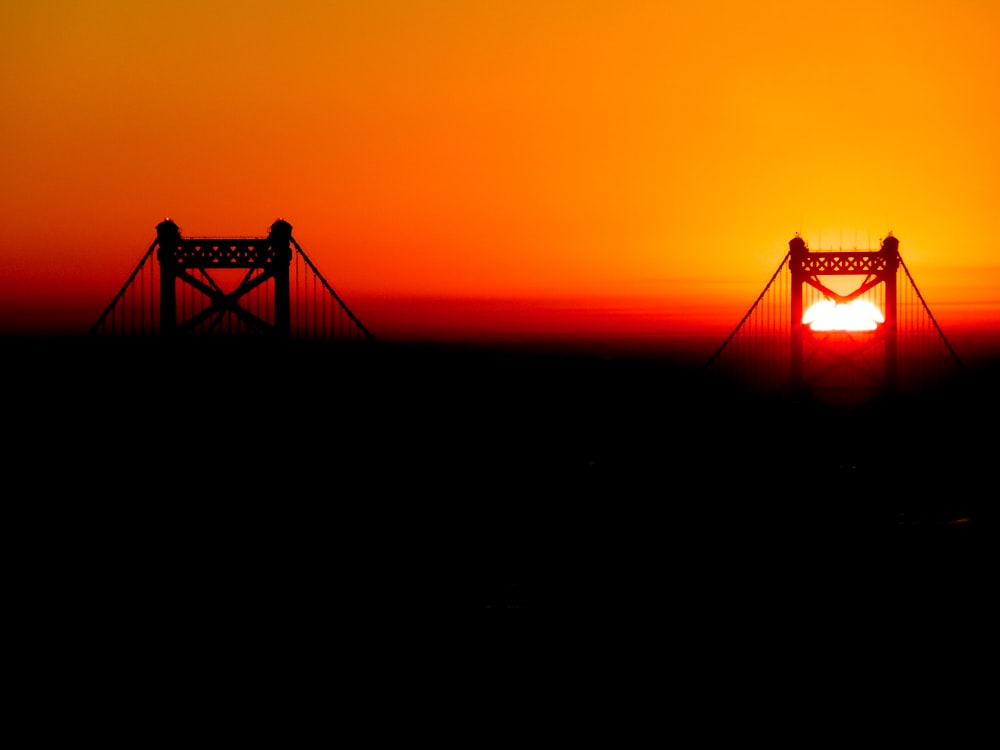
left=88, top=239, right=159, bottom=335
left=704, top=250, right=791, bottom=369
left=288, top=236, right=379, bottom=343
left=896, top=253, right=965, bottom=371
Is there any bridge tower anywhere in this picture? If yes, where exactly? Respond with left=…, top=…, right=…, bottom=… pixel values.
left=155, top=218, right=294, bottom=336
left=90, top=217, right=376, bottom=342
left=789, top=232, right=901, bottom=403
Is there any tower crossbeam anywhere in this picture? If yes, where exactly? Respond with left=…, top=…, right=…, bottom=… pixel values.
left=157, top=239, right=288, bottom=268
left=793, top=252, right=890, bottom=274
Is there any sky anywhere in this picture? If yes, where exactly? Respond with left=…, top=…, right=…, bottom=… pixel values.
left=2, top=0, right=999, bottom=357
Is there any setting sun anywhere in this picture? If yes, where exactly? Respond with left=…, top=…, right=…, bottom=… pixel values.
left=802, top=300, right=885, bottom=332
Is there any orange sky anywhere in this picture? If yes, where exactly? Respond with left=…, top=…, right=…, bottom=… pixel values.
left=2, top=1, right=999, bottom=355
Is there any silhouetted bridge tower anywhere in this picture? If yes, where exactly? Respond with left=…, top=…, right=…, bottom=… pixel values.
left=706, top=232, right=964, bottom=405
left=90, top=218, right=376, bottom=343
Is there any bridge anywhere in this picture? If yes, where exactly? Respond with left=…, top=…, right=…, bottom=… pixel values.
left=704, top=232, right=965, bottom=407
left=89, top=218, right=377, bottom=344
left=89, top=222, right=964, bottom=409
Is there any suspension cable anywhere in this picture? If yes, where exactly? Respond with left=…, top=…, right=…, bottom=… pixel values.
left=88, top=239, right=158, bottom=335
left=897, top=254, right=965, bottom=370
left=289, top=236, right=379, bottom=342
left=704, top=250, right=791, bottom=369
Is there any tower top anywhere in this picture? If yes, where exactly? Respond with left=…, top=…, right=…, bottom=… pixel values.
left=269, top=218, right=293, bottom=240
left=156, top=218, right=181, bottom=242
left=881, top=232, right=899, bottom=254
left=789, top=233, right=808, bottom=254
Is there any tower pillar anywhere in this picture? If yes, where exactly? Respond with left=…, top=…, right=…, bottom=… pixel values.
left=156, top=219, right=181, bottom=336
left=268, top=219, right=293, bottom=337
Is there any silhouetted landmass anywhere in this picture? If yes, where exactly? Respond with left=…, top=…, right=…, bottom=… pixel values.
left=7, top=334, right=995, bottom=609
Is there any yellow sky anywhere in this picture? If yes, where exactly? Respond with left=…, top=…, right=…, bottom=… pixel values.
left=2, top=0, right=998, bottom=343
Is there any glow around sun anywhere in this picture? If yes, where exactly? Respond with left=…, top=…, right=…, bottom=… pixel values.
left=802, top=300, right=885, bottom=331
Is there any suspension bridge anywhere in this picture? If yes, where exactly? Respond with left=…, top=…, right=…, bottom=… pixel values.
left=88, top=221, right=965, bottom=408
left=89, top=218, right=376, bottom=344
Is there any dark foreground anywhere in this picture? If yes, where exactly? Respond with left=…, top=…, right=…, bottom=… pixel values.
left=7, top=335, right=996, bottom=611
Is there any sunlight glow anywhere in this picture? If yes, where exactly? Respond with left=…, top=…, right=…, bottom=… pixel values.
left=802, top=300, right=884, bottom=331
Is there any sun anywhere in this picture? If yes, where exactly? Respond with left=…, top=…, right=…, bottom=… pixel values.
left=802, top=299, right=885, bottom=331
